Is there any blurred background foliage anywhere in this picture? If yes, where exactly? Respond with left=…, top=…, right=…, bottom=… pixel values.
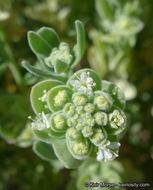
left=0, top=0, right=153, bottom=189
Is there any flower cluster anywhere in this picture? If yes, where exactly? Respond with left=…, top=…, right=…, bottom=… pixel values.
left=45, top=42, right=73, bottom=73
left=30, top=69, right=126, bottom=164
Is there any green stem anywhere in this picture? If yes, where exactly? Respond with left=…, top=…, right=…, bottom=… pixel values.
left=22, top=61, right=68, bottom=82
left=4, top=43, right=25, bottom=91
left=8, top=61, right=24, bottom=89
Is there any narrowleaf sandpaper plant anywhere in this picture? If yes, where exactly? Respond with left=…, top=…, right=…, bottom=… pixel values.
left=23, top=20, right=127, bottom=169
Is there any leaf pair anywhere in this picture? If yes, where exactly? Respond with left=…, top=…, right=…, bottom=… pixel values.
left=23, top=20, right=85, bottom=81
left=28, top=27, right=60, bottom=58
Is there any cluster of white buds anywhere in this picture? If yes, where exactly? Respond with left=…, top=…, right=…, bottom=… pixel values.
left=45, top=42, right=72, bottom=70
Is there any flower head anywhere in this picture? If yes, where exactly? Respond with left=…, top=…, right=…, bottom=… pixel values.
left=30, top=69, right=126, bottom=165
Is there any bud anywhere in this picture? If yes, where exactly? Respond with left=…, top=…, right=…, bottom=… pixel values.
left=54, top=90, right=68, bottom=106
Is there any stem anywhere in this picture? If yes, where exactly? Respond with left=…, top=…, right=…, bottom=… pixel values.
left=8, top=61, right=24, bottom=89
left=4, top=43, right=25, bottom=91
left=22, top=61, right=68, bottom=82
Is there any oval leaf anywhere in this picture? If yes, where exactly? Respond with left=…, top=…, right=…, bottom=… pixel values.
left=33, top=141, right=56, bottom=161
left=37, top=27, right=60, bottom=49
left=71, top=20, right=85, bottom=68
left=28, top=31, right=51, bottom=57
left=32, top=128, right=64, bottom=144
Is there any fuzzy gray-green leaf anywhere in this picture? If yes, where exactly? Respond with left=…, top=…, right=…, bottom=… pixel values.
left=28, top=31, right=51, bottom=57
left=33, top=141, right=56, bottom=161
left=37, top=27, right=60, bottom=49
left=53, top=139, right=82, bottom=169
left=71, top=20, right=85, bottom=68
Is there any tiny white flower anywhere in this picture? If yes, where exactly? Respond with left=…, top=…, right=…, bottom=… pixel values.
left=96, top=141, right=119, bottom=162
left=70, top=72, right=96, bottom=96
left=97, top=148, right=103, bottom=161
left=70, top=80, right=80, bottom=88
left=42, top=112, right=50, bottom=129
left=109, top=110, right=124, bottom=129
left=97, top=147, right=112, bottom=162
left=38, top=90, right=48, bottom=102
left=30, top=112, right=50, bottom=131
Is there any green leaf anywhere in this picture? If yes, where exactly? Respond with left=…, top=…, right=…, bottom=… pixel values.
left=101, top=80, right=126, bottom=109
left=30, top=79, right=63, bottom=115
left=33, top=141, right=56, bottom=161
left=32, top=128, right=65, bottom=144
left=28, top=31, right=51, bottom=57
left=0, top=32, right=23, bottom=87
left=71, top=20, right=85, bottom=68
left=37, top=27, right=60, bottom=49
left=22, top=61, right=67, bottom=81
left=50, top=160, right=64, bottom=173
left=53, top=139, right=82, bottom=169
left=54, top=60, right=69, bottom=73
